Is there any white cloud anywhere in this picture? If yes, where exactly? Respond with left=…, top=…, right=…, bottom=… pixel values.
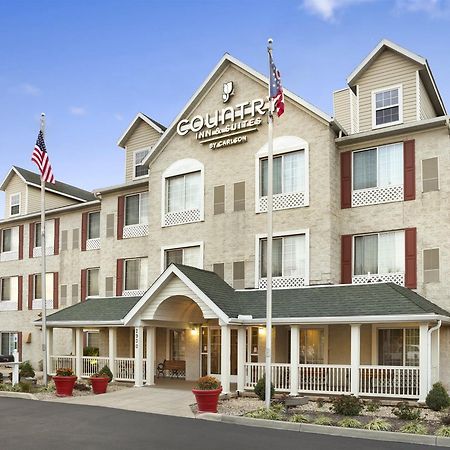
left=395, top=0, right=450, bottom=17
left=69, top=106, right=87, bottom=116
left=114, top=113, right=124, bottom=121
left=12, top=83, right=41, bottom=96
left=301, top=0, right=372, bottom=21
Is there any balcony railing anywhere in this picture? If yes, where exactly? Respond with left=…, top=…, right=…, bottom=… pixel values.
left=259, top=276, right=305, bottom=289
left=352, top=272, right=405, bottom=286
left=352, top=185, right=403, bottom=207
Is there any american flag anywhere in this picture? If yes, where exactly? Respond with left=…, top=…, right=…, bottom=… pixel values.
left=32, top=130, right=55, bottom=184
left=269, top=51, right=285, bottom=117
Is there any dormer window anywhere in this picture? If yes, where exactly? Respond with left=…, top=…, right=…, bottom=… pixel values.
left=372, top=86, right=403, bottom=128
left=133, top=149, right=150, bottom=179
left=10, top=193, right=20, bottom=217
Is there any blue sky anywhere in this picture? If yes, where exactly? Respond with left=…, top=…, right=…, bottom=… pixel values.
left=1, top=0, right=449, bottom=216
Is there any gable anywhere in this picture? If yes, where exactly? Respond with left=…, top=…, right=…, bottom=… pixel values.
left=2, top=173, right=27, bottom=217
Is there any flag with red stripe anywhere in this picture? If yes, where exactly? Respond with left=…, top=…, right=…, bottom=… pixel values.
left=32, top=130, right=55, bottom=184
left=269, top=51, right=285, bottom=117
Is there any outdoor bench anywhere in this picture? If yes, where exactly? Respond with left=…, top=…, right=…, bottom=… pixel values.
left=157, top=360, right=186, bottom=378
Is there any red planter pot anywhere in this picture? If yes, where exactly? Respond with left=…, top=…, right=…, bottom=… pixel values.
left=90, top=376, right=109, bottom=394
left=53, top=375, right=77, bottom=397
left=192, top=387, right=222, bottom=413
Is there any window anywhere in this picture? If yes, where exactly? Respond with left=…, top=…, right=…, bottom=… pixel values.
left=422, top=158, right=439, bottom=192
left=260, top=151, right=305, bottom=196
left=372, top=86, right=402, bottom=127
left=260, top=234, right=305, bottom=278
left=213, top=185, right=225, bottom=215
left=10, top=193, right=20, bottom=216
left=87, top=268, right=100, bottom=297
left=234, top=182, right=245, bottom=211
left=213, top=263, right=225, bottom=280
left=300, top=329, right=325, bottom=364
left=249, top=327, right=259, bottom=363
left=423, top=248, right=439, bottom=283
left=164, top=245, right=202, bottom=270
left=35, top=220, right=55, bottom=249
left=378, top=328, right=419, bottom=366
left=1, top=227, right=18, bottom=254
left=233, top=261, right=245, bottom=289
left=125, top=192, right=148, bottom=226
left=354, top=231, right=405, bottom=276
left=134, top=149, right=149, bottom=179
left=0, top=332, right=18, bottom=355
left=353, top=143, right=403, bottom=191
left=88, top=212, right=100, bottom=239
left=170, top=329, right=186, bottom=360
left=0, top=277, right=18, bottom=302
left=166, top=172, right=201, bottom=213
left=124, top=258, right=148, bottom=292
left=84, top=330, right=100, bottom=349
left=33, top=273, right=54, bottom=301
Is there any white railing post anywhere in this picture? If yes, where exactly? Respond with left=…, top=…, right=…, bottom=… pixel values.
left=134, top=326, right=144, bottom=387
left=350, top=324, right=361, bottom=396
left=146, top=327, right=156, bottom=386
left=108, top=328, right=117, bottom=380
left=12, top=350, right=19, bottom=386
left=290, top=325, right=299, bottom=396
left=220, top=325, right=231, bottom=394
left=419, top=323, right=429, bottom=402
left=46, top=328, right=53, bottom=378
left=237, top=327, right=246, bottom=392
left=75, top=328, right=83, bottom=379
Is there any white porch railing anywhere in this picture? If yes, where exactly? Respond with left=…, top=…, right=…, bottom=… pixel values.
left=114, top=357, right=135, bottom=381
left=359, top=366, right=420, bottom=398
left=299, top=364, right=351, bottom=394
left=81, top=356, right=110, bottom=378
left=244, top=363, right=290, bottom=392
left=50, top=355, right=76, bottom=374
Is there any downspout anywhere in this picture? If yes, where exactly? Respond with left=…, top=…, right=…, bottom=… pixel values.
left=428, top=320, right=442, bottom=391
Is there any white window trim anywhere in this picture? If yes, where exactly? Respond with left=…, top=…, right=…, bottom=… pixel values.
left=371, top=84, right=403, bottom=129
left=86, top=268, right=100, bottom=298
left=423, top=247, right=440, bottom=284
left=255, top=136, right=310, bottom=213
left=254, top=229, right=310, bottom=288
left=161, top=159, right=205, bottom=227
left=9, top=192, right=21, bottom=217
left=123, top=257, right=148, bottom=293
left=421, top=156, right=440, bottom=193
left=124, top=192, right=148, bottom=227
left=160, top=241, right=204, bottom=273
left=132, top=148, right=150, bottom=180
left=0, top=276, right=18, bottom=306
left=0, top=227, right=19, bottom=260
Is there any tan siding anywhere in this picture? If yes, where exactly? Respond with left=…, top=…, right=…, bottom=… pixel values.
left=27, top=187, right=78, bottom=214
left=351, top=87, right=359, bottom=133
left=419, top=75, right=436, bottom=119
left=125, top=121, right=161, bottom=182
left=3, top=173, right=27, bottom=217
left=357, top=49, right=420, bottom=132
left=333, top=89, right=351, bottom=133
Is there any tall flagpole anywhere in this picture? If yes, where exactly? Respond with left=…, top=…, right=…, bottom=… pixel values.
left=40, top=112, right=48, bottom=386
left=265, top=38, right=274, bottom=409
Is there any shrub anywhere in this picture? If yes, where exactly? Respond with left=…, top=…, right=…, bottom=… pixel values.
left=365, top=399, right=381, bottom=413
left=426, top=382, right=450, bottom=411
left=83, top=347, right=99, bottom=356
left=55, top=367, right=74, bottom=377
left=254, top=376, right=275, bottom=401
left=17, top=382, right=32, bottom=393
left=97, top=365, right=113, bottom=382
left=400, top=422, right=428, bottom=435
left=314, top=416, right=334, bottom=426
left=392, top=401, right=421, bottom=420
left=437, top=426, right=450, bottom=437
left=19, top=361, right=35, bottom=378
left=74, top=382, right=90, bottom=391
left=338, top=418, right=363, bottom=429
left=331, top=395, right=364, bottom=416
left=365, top=418, right=391, bottom=431
left=441, top=412, right=450, bottom=425
left=289, top=414, right=309, bottom=423
left=196, top=376, right=220, bottom=390
left=245, top=404, right=284, bottom=421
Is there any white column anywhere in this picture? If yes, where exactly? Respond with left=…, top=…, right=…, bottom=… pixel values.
left=12, top=350, right=19, bottom=385
left=419, top=323, right=429, bottom=402
left=220, top=325, right=230, bottom=394
left=350, top=324, right=361, bottom=396
left=290, top=325, right=300, bottom=396
left=134, top=326, right=144, bottom=387
left=237, top=327, right=246, bottom=392
left=108, top=328, right=117, bottom=380
left=71, top=329, right=76, bottom=355
left=146, top=327, right=156, bottom=386
left=46, top=328, right=53, bottom=375
left=75, top=328, right=83, bottom=379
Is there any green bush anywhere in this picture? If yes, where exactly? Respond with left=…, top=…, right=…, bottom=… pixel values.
left=338, top=418, right=363, bottom=428
left=83, top=346, right=99, bottom=356
left=392, top=401, right=421, bottom=420
left=245, top=404, right=284, bottom=421
left=19, top=361, right=35, bottom=378
left=314, top=416, right=334, bottom=426
left=254, top=376, right=275, bottom=401
left=365, top=399, right=381, bottom=413
left=365, top=418, right=391, bottom=431
left=426, top=382, right=450, bottom=411
left=289, top=414, right=309, bottom=423
left=98, top=365, right=113, bottom=383
left=331, top=395, right=364, bottom=416
left=400, top=422, right=428, bottom=435
left=436, top=426, right=450, bottom=437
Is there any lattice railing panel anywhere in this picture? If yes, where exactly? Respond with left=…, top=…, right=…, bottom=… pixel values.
left=352, top=273, right=405, bottom=286
left=123, top=224, right=149, bottom=239
left=0, top=251, right=18, bottom=262
left=352, top=185, right=403, bottom=207
left=86, top=238, right=100, bottom=250
left=259, top=192, right=306, bottom=212
left=32, top=299, right=54, bottom=310
left=259, top=276, right=305, bottom=289
left=123, top=289, right=146, bottom=297
left=33, top=246, right=54, bottom=258
left=164, top=209, right=201, bottom=227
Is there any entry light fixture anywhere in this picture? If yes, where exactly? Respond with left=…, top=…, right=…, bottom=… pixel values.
left=190, top=325, right=199, bottom=336
left=258, top=327, right=266, bottom=336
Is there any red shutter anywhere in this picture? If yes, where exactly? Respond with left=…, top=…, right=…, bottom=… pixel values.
left=81, top=269, right=87, bottom=302
left=17, top=276, right=23, bottom=311
left=53, top=272, right=59, bottom=309
left=53, top=218, right=60, bottom=255
left=116, top=259, right=124, bottom=296
left=18, top=332, right=23, bottom=361
left=18, top=225, right=24, bottom=260
left=81, top=212, right=88, bottom=251
left=29, top=223, right=35, bottom=258
left=404, top=140, right=416, bottom=201
left=405, top=228, right=417, bottom=289
left=117, top=196, right=125, bottom=240
left=340, top=151, right=352, bottom=209
left=28, top=275, right=34, bottom=310
left=341, top=234, right=353, bottom=284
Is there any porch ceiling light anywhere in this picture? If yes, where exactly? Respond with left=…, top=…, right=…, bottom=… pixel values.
left=190, top=326, right=199, bottom=336
left=258, top=327, right=266, bottom=335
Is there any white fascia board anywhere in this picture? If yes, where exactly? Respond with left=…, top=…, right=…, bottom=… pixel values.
left=93, top=179, right=149, bottom=196
left=0, top=167, right=26, bottom=191
left=117, top=112, right=165, bottom=148
left=36, top=320, right=124, bottom=328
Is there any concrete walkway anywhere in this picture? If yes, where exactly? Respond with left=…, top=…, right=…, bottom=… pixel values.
left=49, top=381, right=196, bottom=418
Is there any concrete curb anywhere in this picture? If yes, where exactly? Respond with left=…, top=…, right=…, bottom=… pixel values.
left=196, top=413, right=450, bottom=447
left=0, top=391, right=38, bottom=400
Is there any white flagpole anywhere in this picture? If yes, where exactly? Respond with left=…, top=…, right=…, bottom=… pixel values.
left=40, top=112, right=48, bottom=386
left=265, top=38, right=274, bottom=409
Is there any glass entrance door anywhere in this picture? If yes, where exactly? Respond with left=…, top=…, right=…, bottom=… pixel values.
left=210, top=328, right=221, bottom=376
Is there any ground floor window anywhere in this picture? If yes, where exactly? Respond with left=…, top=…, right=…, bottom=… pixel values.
left=0, top=332, right=18, bottom=355
left=378, top=328, right=419, bottom=366
left=210, top=328, right=221, bottom=374
left=169, top=329, right=185, bottom=360
left=300, top=328, right=324, bottom=364
left=247, top=327, right=259, bottom=363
